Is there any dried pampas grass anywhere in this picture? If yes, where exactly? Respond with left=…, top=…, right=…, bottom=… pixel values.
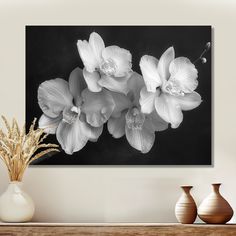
left=0, top=116, right=59, bottom=181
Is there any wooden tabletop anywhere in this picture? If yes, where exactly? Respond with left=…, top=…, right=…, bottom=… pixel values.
left=0, top=223, right=236, bottom=236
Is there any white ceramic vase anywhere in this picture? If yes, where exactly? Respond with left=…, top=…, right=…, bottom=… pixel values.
left=0, top=181, right=35, bottom=222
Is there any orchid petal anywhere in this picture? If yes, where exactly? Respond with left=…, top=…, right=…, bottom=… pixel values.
left=110, top=91, right=131, bottom=117
left=78, top=113, right=103, bottom=141
left=69, top=67, right=86, bottom=106
left=169, top=57, right=198, bottom=93
left=81, top=88, right=115, bottom=127
left=125, top=120, right=155, bottom=153
left=158, top=47, right=175, bottom=82
left=38, top=78, right=73, bottom=118
left=77, top=40, right=98, bottom=73
left=89, top=32, right=105, bottom=64
left=154, top=93, right=183, bottom=129
left=127, top=72, right=145, bottom=106
left=102, top=46, right=132, bottom=77
left=38, top=114, right=62, bottom=134
left=139, top=86, right=156, bottom=114
left=174, top=92, right=202, bottom=111
left=83, top=68, right=102, bottom=92
left=108, top=111, right=126, bottom=138
left=56, top=118, right=89, bottom=155
left=147, top=111, right=168, bottom=132
left=98, top=74, right=130, bottom=94
left=140, top=55, right=161, bottom=92
left=87, top=124, right=103, bottom=142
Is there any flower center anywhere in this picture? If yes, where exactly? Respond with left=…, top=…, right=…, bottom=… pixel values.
left=126, top=107, right=145, bottom=130
left=62, top=106, right=80, bottom=124
left=100, top=59, right=117, bottom=76
left=164, top=79, right=185, bottom=96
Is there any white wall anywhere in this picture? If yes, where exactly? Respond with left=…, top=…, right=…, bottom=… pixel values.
left=0, top=0, right=236, bottom=223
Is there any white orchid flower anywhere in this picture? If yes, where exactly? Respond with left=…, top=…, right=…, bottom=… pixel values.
left=139, top=47, right=202, bottom=129
left=38, top=67, right=104, bottom=155
left=81, top=88, right=132, bottom=128
left=77, top=32, right=132, bottom=94
left=107, top=72, right=168, bottom=153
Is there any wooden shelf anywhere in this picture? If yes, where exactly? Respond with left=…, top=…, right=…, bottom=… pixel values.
left=0, top=223, right=236, bottom=235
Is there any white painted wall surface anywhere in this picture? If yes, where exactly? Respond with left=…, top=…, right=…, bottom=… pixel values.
left=0, top=0, right=236, bottom=223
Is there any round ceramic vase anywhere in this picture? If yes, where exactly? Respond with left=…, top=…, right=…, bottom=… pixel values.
left=175, top=186, right=197, bottom=224
left=198, top=183, right=234, bottom=224
left=0, top=181, right=35, bottom=222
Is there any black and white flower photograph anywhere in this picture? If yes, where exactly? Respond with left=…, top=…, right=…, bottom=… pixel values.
left=26, top=26, right=211, bottom=165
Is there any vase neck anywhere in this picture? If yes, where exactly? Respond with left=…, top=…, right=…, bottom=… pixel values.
left=181, top=186, right=193, bottom=194
left=212, top=183, right=221, bottom=193
left=8, top=181, right=23, bottom=193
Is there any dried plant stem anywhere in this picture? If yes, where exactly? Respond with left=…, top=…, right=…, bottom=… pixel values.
left=0, top=116, right=59, bottom=181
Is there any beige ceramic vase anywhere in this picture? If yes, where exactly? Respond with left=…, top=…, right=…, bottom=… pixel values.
left=0, top=182, right=35, bottom=222
left=198, top=183, right=234, bottom=224
left=175, top=186, right=197, bottom=224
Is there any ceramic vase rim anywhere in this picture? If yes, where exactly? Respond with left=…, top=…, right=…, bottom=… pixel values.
left=9, top=181, right=22, bottom=185
left=212, top=183, right=222, bottom=186
left=181, top=185, right=193, bottom=188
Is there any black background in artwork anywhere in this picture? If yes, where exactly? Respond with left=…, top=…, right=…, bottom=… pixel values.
left=26, top=26, right=211, bottom=165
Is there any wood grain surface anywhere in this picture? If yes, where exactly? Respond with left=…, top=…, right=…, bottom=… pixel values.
left=0, top=223, right=236, bottom=236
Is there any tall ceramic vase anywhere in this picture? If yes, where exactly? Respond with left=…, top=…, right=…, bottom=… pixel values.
left=175, top=186, right=197, bottom=224
left=198, top=183, right=234, bottom=224
left=0, top=181, right=35, bottom=222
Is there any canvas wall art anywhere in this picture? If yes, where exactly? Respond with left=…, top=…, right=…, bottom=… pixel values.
left=26, top=26, right=211, bottom=165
